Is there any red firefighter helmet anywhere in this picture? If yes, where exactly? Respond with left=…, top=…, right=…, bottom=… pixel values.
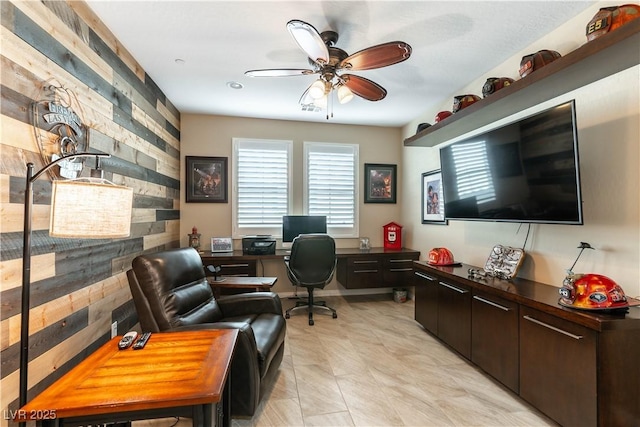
left=434, top=111, right=453, bottom=123
left=482, top=77, right=515, bottom=98
left=586, top=4, right=640, bottom=42
left=452, top=95, right=481, bottom=113
left=519, top=50, right=561, bottom=78
left=559, top=273, right=629, bottom=310
left=428, top=247, right=454, bottom=266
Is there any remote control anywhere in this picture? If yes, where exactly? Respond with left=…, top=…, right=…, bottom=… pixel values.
left=133, top=332, right=151, bottom=350
left=118, top=331, right=138, bottom=350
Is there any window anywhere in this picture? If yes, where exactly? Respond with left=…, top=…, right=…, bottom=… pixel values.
left=232, top=138, right=292, bottom=237
left=304, top=142, right=359, bottom=238
left=232, top=139, right=358, bottom=240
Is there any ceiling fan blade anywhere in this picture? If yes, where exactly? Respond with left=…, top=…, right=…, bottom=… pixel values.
left=342, top=74, right=387, bottom=101
left=287, top=20, right=330, bottom=64
left=245, top=69, right=315, bottom=77
left=339, top=41, right=412, bottom=71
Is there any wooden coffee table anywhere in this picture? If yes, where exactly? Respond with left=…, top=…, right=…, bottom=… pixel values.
left=207, top=276, right=277, bottom=298
left=14, top=330, right=238, bottom=427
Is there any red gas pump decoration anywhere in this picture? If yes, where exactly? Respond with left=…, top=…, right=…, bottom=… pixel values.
left=383, top=222, right=403, bottom=250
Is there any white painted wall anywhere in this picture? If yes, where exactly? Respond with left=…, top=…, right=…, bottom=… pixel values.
left=401, top=4, right=640, bottom=297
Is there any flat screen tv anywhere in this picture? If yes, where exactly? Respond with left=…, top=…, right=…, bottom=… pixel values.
left=439, top=100, right=583, bottom=224
left=282, top=215, right=327, bottom=243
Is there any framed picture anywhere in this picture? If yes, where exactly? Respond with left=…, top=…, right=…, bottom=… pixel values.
left=364, top=163, right=397, bottom=203
left=422, top=170, right=447, bottom=224
left=185, top=156, right=228, bottom=203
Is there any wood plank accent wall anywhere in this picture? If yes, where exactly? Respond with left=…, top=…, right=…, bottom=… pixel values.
left=0, top=1, right=181, bottom=422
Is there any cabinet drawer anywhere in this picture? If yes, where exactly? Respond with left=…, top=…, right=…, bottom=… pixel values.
left=205, top=261, right=256, bottom=277
left=519, top=306, right=597, bottom=427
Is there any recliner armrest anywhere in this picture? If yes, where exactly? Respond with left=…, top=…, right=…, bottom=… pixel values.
left=217, top=292, right=283, bottom=317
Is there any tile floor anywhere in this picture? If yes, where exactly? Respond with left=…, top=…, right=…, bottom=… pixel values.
left=137, top=294, right=558, bottom=427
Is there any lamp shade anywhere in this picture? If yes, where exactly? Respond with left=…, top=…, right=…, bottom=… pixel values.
left=49, top=178, right=133, bottom=238
left=337, top=85, right=354, bottom=104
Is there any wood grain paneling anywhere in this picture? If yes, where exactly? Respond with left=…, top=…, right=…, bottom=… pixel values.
left=0, top=1, right=181, bottom=422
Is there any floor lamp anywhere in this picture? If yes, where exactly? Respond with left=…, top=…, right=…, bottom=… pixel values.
left=19, top=153, right=133, bottom=416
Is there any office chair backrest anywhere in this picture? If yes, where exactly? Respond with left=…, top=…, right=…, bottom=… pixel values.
left=288, top=234, right=336, bottom=286
left=127, top=247, right=224, bottom=332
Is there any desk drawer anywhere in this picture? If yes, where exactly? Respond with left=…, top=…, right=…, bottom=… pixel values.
left=346, top=258, right=383, bottom=288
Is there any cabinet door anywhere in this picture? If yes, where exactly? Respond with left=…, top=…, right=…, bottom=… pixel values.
left=383, top=256, right=416, bottom=286
left=414, top=271, right=438, bottom=334
left=520, top=306, right=597, bottom=427
left=471, top=291, right=519, bottom=392
left=437, top=279, right=471, bottom=359
left=346, top=257, right=383, bottom=288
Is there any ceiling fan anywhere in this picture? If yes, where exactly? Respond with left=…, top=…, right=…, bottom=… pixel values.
left=245, top=20, right=412, bottom=111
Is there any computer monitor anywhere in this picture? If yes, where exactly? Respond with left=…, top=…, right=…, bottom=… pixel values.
left=282, top=215, right=327, bottom=244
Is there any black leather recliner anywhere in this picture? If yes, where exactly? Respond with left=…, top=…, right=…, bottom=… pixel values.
left=126, top=247, right=286, bottom=418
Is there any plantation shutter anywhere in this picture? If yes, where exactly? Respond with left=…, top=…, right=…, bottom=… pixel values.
left=233, top=139, right=292, bottom=236
left=304, top=142, right=359, bottom=237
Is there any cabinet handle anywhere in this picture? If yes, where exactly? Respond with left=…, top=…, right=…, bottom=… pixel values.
left=354, top=269, right=378, bottom=274
left=414, top=272, right=436, bottom=281
left=353, top=260, right=378, bottom=264
left=220, top=263, right=250, bottom=268
left=389, top=259, right=413, bottom=263
left=389, top=268, right=413, bottom=272
left=523, top=315, right=583, bottom=340
left=439, top=281, right=469, bottom=294
left=473, top=295, right=511, bottom=312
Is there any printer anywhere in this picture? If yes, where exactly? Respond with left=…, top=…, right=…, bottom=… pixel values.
left=242, top=235, right=276, bottom=255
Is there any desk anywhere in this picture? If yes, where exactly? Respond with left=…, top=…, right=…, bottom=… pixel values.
left=201, top=247, right=420, bottom=289
left=207, top=276, right=277, bottom=298
left=14, top=330, right=238, bottom=427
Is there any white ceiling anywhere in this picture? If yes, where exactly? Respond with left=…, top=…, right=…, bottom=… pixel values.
left=85, top=1, right=596, bottom=127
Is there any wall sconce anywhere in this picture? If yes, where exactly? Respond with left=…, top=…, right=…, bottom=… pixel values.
left=19, top=153, right=133, bottom=415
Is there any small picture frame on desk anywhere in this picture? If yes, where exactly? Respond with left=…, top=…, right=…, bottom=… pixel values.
left=185, top=156, right=228, bottom=203
left=364, top=163, right=397, bottom=204
left=422, top=170, right=447, bottom=225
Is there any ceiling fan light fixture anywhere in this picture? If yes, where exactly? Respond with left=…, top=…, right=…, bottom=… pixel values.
left=337, top=85, right=354, bottom=104
left=309, top=79, right=326, bottom=99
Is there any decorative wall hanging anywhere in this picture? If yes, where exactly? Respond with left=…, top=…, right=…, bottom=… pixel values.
left=364, top=163, right=396, bottom=203
left=32, top=82, right=91, bottom=179
left=422, top=170, right=447, bottom=224
left=185, top=156, right=228, bottom=203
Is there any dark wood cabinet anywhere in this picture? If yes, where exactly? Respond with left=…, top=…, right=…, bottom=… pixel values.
left=336, top=248, right=419, bottom=289
left=414, top=271, right=438, bottom=334
left=472, top=291, right=519, bottom=393
left=437, top=279, right=471, bottom=359
left=520, top=306, right=597, bottom=427
left=413, top=261, right=640, bottom=427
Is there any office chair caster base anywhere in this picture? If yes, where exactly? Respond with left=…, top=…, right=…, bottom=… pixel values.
left=285, top=313, right=290, bottom=319
left=332, top=313, right=338, bottom=318
left=309, top=318, right=314, bottom=326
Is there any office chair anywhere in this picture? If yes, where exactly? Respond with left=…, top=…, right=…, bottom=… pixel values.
left=284, top=234, right=338, bottom=325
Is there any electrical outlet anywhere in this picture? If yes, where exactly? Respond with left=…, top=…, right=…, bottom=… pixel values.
left=111, top=321, right=118, bottom=338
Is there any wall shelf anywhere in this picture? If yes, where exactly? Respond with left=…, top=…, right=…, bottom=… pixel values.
left=404, top=20, right=640, bottom=148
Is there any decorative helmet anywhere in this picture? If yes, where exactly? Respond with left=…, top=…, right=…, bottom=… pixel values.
left=482, top=77, right=515, bottom=98
left=519, top=50, right=561, bottom=78
left=452, top=95, right=481, bottom=113
left=428, top=247, right=454, bottom=266
left=416, top=122, right=431, bottom=133
left=434, top=111, right=453, bottom=123
left=559, top=273, right=629, bottom=311
left=586, top=4, right=640, bottom=42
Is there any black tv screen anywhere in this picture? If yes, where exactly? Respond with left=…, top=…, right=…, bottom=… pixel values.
left=439, top=100, right=583, bottom=224
left=282, top=215, right=327, bottom=242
